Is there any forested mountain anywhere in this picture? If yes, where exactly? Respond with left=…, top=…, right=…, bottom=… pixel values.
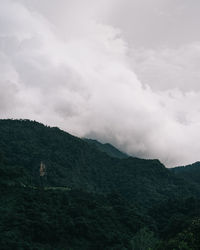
left=84, top=139, right=128, bottom=159
left=0, top=119, right=198, bottom=207
left=0, top=183, right=145, bottom=249
left=1, top=119, right=200, bottom=249
left=172, top=162, right=200, bottom=188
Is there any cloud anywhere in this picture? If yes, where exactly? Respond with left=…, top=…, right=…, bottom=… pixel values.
left=111, top=0, right=200, bottom=48
left=130, top=44, right=200, bottom=92
left=1, top=0, right=200, bottom=167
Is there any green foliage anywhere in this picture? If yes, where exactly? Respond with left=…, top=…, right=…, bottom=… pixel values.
left=1, top=119, right=200, bottom=249
left=0, top=184, right=145, bottom=249
left=149, top=198, right=200, bottom=250
left=172, top=162, right=200, bottom=189
left=159, top=218, right=200, bottom=250
left=84, top=139, right=128, bottom=159
left=0, top=119, right=199, bottom=207
left=131, top=227, right=160, bottom=250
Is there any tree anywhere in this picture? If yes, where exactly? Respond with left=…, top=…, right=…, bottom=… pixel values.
left=131, top=227, right=160, bottom=250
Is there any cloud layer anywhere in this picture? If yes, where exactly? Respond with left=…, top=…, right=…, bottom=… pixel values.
left=1, top=0, right=200, bottom=167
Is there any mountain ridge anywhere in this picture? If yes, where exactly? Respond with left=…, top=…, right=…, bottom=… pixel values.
left=1, top=119, right=200, bottom=249
left=84, top=138, right=129, bottom=159
left=171, top=161, right=200, bottom=189
left=0, top=119, right=199, bottom=207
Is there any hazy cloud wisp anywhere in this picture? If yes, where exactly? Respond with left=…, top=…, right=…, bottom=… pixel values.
left=1, top=0, right=200, bottom=167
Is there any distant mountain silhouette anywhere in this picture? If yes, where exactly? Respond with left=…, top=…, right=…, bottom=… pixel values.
left=84, top=138, right=128, bottom=159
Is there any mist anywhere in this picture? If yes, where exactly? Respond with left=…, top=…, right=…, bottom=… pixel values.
left=1, top=0, right=200, bottom=167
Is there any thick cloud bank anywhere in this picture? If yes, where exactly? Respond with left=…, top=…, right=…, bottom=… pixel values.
left=1, top=0, right=200, bottom=167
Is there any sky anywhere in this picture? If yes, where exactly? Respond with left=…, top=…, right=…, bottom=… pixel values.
left=1, top=0, right=200, bottom=167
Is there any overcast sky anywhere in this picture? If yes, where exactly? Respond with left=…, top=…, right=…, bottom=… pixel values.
left=1, top=0, right=200, bottom=167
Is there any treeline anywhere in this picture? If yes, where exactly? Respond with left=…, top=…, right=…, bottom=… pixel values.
left=0, top=119, right=200, bottom=249
left=1, top=163, right=200, bottom=249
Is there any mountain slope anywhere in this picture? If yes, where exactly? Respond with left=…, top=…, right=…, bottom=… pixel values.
left=0, top=162, right=146, bottom=250
left=84, top=139, right=128, bottom=159
left=0, top=119, right=199, bottom=207
left=1, top=157, right=200, bottom=250
left=1, top=119, right=200, bottom=249
left=172, top=162, right=200, bottom=188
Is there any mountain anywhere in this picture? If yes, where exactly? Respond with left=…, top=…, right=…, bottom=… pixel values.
left=172, top=162, right=200, bottom=188
left=1, top=119, right=200, bottom=249
left=0, top=119, right=199, bottom=207
left=0, top=179, right=145, bottom=249
left=84, top=139, right=128, bottom=159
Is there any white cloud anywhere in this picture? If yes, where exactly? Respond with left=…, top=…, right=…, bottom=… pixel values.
left=1, top=0, right=200, bottom=167
left=130, top=44, right=200, bottom=91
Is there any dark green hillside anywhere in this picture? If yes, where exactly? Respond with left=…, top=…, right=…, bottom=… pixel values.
left=172, top=162, right=200, bottom=188
left=109, top=158, right=200, bottom=206
left=1, top=158, right=200, bottom=250
left=1, top=160, right=200, bottom=249
left=1, top=119, right=200, bottom=249
left=84, top=139, right=128, bottom=159
left=0, top=119, right=117, bottom=192
left=0, top=119, right=199, bottom=207
left=0, top=163, right=146, bottom=250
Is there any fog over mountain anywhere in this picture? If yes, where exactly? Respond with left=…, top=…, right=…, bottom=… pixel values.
left=1, top=0, right=200, bottom=167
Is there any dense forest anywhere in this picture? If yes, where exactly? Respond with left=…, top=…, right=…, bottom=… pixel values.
left=83, top=139, right=128, bottom=159
left=0, top=119, right=200, bottom=249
